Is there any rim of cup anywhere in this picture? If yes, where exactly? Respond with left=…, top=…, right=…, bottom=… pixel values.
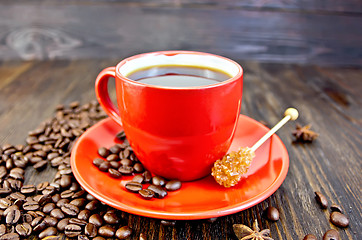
left=115, top=50, right=243, bottom=90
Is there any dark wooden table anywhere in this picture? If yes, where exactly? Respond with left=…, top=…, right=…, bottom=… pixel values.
left=0, top=59, right=361, bottom=239
left=0, top=1, right=361, bottom=240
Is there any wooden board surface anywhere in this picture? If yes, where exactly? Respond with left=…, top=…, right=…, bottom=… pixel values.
left=0, top=59, right=360, bottom=239
left=0, top=1, right=361, bottom=66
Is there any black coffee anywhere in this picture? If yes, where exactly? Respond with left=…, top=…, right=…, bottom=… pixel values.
left=126, top=66, right=231, bottom=88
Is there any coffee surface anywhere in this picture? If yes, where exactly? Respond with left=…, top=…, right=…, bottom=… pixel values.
left=126, top=66, right=231, bottom=88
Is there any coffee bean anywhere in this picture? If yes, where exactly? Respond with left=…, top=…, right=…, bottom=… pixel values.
left=70, top=198, right=86, bottom=207
left=109, top=145, right=122, bottom=154
left=60, top=175, right=72, bottom=188
left=119, top=148, right=130, bottom=159
left=6, top=209, right=21, bottom=225
left=125, top=181, right=143, bottom=193
left=303, top=234, right=317, bottom=240
left=0, top=233, right=20, bottom=240
left=33, top=160, right=48, bottom=170
left=51, top=157, right=64, bottom=167
left=70, top=182, right=81, bottom=192
left=265, top=206, right=279, bottom=221
left=15, top=223, right=33, bottom=237
left=148, top=185, right=167, bottom=198
left=9, top=171, right=23, bottom=181
left=120, top=158, right=132, bottom=167
left=85, top=200, right=99, bottom=211
left=72, top=190, right=86, bottom=199
left=44, top=216, right=58, bottom=227
left=43, top=203, right=56, bottom=214
left=152, top=176, right=166, bottom=186
left=142, top=171, right=152, bottom=183
left=93, top=158, right=104, bottom=167
left=132, top=175, right=144, bottom=183
left=36, top=194, right=52, bottom=206
left=330, top=204, right=343, bottom=213
left=98, top=225, right=115, bottom=237
left=59, top=168, right=72, bottom=175
left=98, top=147, right=110, bottom=158
left=42, top=186, right=56, bottom=195
left=9, top=192, right=26, bottom=201
left=61, top=190, right=74, bottom=199
left=50, top=208, right=65, bottom=219
left=108, top=168, right=122, bottom=178
left=37, top=182, right=50, bottom=192
left=4, top=205, right=19, bottom=216
left=29, top=157, right=42, bottom=165
left=330, top=212, right=349, bottom=227
left=39, top=227, right=58, bottom=239
left=133, top=163, right=144, bottom=173
left=20, top=185, right=36, bottom=195
left=160, top=220, right=176, bottom=226
left=86, top=194, right=95, bottom=201
left=98, top=162, right=111, bottom=172
left=47, top=152, right=59, bottom=160
left=115, top=226, right=132, bottom=239
left=165, top=180, right=182, bottom=191
left=323, top=229, right=340, bottom=240
left=78, top=209, right=91, bottom=221
left=65, top=224, right=82, bottom=238
left=118, top=165, right=133, bottom=175
left=139, top=189, right=154, bottom=200
left=103, top=212, right=120, bottom=225
left=106, top=154, right=119, bottom=162
left=31, top=216, right=43, bottom=227
left=35, top=210, right=46, bottom=218
left=33, top=220, right=47, bottom=232
left=69, top=218, right=87, bottom=226
left=56, top=218, right=69, bottom=231
left=85, top=223, right=97, bottom=237
left=89, top=214, right=103, bottom=227
left=23, top=200, right=40, bottom=211
left=315, top=191, right=328, bottom=209
left=109, top=161, right=121, bottom=169
left=56, top=199, right=70, bottom=208
left=61, top=203, right=80, bottom=216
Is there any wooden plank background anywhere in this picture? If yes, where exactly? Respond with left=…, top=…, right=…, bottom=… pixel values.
left=0, top=0, right=361, bottom=65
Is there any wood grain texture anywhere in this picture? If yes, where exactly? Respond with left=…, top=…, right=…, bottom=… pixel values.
left=0, top=1, right=361, bottom=65
left=0, top=59, right=360, bottom=239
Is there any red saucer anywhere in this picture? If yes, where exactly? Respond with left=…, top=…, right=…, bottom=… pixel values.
left=71, top=115, right=289, bottom=220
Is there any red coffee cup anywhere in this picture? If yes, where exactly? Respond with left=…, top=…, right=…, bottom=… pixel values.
left=95, top=51, right=243, bottom=181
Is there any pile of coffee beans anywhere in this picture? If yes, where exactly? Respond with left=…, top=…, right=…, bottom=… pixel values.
left=93, top=142, right=182, bottom=200
left=0, top=101, right=139, bottom=239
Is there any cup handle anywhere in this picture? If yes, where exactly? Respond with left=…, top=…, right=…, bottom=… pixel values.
left=95, top=67, right=122, bottom=126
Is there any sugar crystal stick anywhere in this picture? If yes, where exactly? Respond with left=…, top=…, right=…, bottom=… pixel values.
left=212, top=108, right=299, bottom=187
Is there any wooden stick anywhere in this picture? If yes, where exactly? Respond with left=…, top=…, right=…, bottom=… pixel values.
left=250, top=108, right=299, bottom=152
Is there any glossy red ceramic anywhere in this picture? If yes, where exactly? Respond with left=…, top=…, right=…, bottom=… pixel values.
left=70, top=115, right=289, bottom=220
left=95, top=51, right=243, bottom=181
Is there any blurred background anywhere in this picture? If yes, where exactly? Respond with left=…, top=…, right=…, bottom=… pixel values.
left=1, top=0, right=361, bottom=66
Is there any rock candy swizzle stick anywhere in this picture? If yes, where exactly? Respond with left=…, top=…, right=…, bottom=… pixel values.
left=212, top=108, right=299, bottom=187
